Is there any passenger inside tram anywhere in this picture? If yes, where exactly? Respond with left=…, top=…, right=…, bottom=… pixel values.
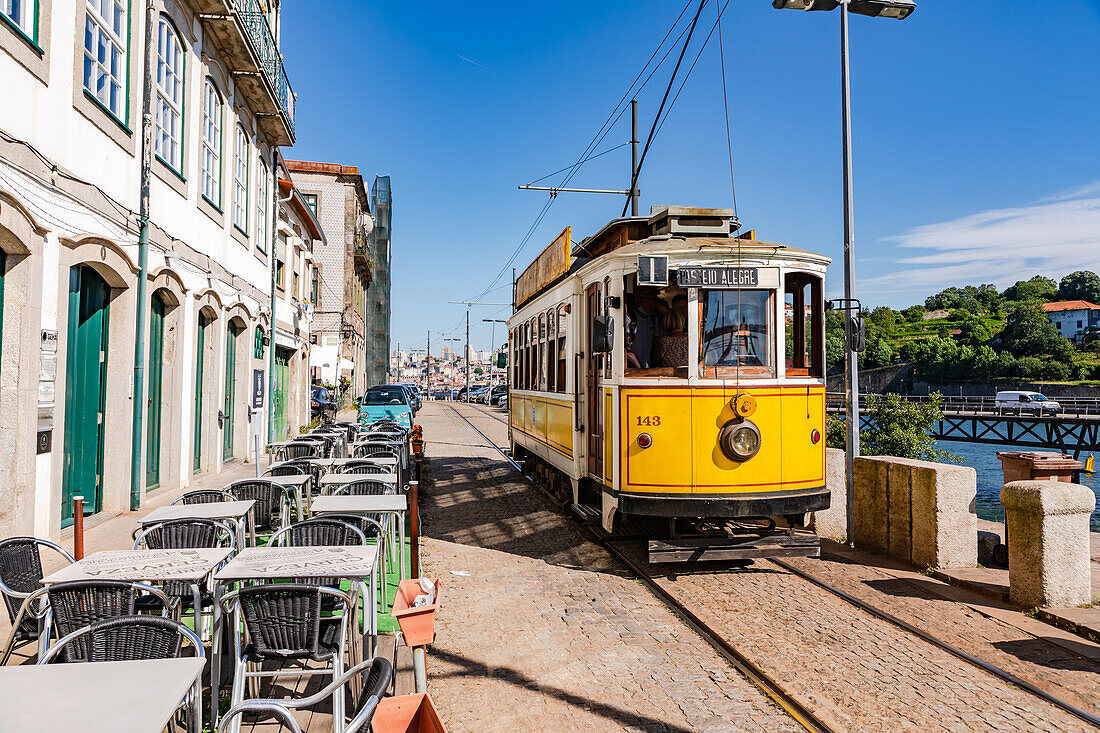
left=624, top=278, right=690, bottom=373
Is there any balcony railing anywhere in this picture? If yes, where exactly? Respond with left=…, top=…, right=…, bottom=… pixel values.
left=232, top=0, right=295, bottom=136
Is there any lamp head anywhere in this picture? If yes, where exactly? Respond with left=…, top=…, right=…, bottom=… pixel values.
left=848, top=0, right=916, bottom=18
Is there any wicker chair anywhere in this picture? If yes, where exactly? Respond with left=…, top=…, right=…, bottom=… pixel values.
left=353, top=444, right=399, bottom=460
left=277, top=442, right=321, bottom=461
left=46, top=580, right=170, bottom=662
left=133, top=519, right=235, bottom=614
left=173, top=489, right=236, bottom=505
left=220, top=584, right=356, bottom=726
left=217, top=657, right=393, bottom=733
left=341, top=464, right=389, bottom=476
left=266, top=459, right=324, bottom=497
left=332, top=479, right=393, bottom=497
left=39, top=614, right=203, bottom=663
left=0, top=537, right=75, bottom=665
left=225, top=480, right=296, bottom=536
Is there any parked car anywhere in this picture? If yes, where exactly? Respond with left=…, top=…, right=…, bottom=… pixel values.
left=488, top=385, right=508, bottom=406
left=311, top=385, right=337, bottom=422
left=357, top=385, right=414, bottom=430
left=431, top=389, right=450, bottom=400
left=498, top=393, right=508, bottom=411
left=466, top=387, right=488, bottom=403
left=995, top=390, right=1061, bottom=416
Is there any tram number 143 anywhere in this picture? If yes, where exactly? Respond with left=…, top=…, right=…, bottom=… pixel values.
left=636, top=416, right=661, bottom=426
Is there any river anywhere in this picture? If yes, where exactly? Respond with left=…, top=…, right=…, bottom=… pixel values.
left=936, top=439, right=1100, bottom=531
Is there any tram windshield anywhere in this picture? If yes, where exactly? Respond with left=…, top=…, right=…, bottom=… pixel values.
left=700, top=289, right=775, bottom=378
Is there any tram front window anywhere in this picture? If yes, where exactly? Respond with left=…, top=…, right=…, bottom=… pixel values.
left=700, top=289, right=775, bottom=378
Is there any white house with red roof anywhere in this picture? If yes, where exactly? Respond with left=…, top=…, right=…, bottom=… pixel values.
left=1042, top=300, right=1100, bottom=342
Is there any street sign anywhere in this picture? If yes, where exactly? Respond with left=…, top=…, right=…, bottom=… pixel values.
left=252, top=369, right=265, bottom=409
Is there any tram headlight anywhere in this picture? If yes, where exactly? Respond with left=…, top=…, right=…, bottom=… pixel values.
left=719, top=420, right=761, bottom=462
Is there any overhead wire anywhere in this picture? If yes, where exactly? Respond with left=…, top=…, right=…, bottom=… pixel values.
left=622, top=0, right=711, bottom=218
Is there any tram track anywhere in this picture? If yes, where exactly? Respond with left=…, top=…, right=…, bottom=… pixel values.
left=444, top=401, right=1100, bottom=731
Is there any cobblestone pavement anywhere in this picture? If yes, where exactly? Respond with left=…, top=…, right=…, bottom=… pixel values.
left=419, top=402, right=803, bottom=733
left=436, top=402, right=1100, bottom=733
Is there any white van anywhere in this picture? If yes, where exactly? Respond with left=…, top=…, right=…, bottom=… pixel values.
left=995, top=391, right=1061, bottom=416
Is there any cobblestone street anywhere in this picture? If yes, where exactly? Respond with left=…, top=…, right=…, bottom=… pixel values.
left=420, top=402, right=1100, bottom=733
left=420, top=403, right=803, bottom=733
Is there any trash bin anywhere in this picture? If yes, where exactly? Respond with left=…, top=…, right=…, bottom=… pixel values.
left=996, top=451, right=1082, bottom=484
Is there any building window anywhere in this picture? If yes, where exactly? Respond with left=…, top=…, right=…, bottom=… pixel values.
left=233, top=125, right=249, bottom=232
left=154, top=16, right=183, bottom=172
left=83, top=0, right=128, bottom=120
left=2, top=0, right=37, bottom=42
left=292, top=266, right=300, bottom=301
left=255, top=159, right=268, bottom=253
left=275, top=259, right=284, bottom=290
left=201, top=79, right=222, bottom=206
left=302, top=193, right=318, bottom=217
left=311, top=268, right=319, bottom=307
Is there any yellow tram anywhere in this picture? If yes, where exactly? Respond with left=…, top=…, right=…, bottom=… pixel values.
left=508, top=206, right=829, bottom=561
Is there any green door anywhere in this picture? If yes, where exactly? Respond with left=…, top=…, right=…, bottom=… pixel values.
left=146, top=294, right=165, bottom=489
left=223, top=323, right=240, bottom=462
left=62, top=265, right=109, bottom=527
left=194, top=313, right=208, bottom=473
left=273, top=346, right=290, bottom=442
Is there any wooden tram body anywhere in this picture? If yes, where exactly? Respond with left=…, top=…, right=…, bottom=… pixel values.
left=507, top=207, right=830, bottom=561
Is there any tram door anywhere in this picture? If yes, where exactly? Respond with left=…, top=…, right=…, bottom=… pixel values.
left=585, top=282, right=604, bottom=479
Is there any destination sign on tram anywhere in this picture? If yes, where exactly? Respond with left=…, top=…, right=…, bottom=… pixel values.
left=677, top=266, right=759, bottom=288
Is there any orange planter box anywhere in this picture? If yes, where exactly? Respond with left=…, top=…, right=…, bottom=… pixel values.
left=391, top=577, right=442, bottom=647
left=372, top=693, right=447, bottom=733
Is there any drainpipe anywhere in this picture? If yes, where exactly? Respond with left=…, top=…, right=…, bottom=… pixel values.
left=129, top=0, right=156, bottom=511
left=267, top=154, right=294, bottom=450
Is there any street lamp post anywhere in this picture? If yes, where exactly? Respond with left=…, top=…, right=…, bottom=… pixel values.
left=770, top=0, right=915, bottom=545
left=484, top=319, right=507, bottom=406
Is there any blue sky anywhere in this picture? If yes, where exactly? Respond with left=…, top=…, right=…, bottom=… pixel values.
left=282, top=0, right=1100, bottom=354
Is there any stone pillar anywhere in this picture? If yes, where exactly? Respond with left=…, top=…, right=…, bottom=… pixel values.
left=810, top=448, right=846, bottom=541
left=853, top=456, right=890, bottom=554
left=1001, top=480, right=1095, bottom=608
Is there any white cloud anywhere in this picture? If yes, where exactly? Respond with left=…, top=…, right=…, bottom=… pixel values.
left=859, top=183, right=1100, bottom=304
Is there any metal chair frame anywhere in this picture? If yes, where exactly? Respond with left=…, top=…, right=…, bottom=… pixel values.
left=216, top=657, right=393, bottom=733
left=225, top=479, right=300, bottom=539
left=0, top=537, right=75, bottom=665
left=219, top=584, right=356, bottom=733
left=42, top=580, right=172, bottom=663
left=173, top=489, right=237, bottom=505
left=39, top=615, right=205, bottom=732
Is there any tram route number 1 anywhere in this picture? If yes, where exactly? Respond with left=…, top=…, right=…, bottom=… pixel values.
left=677, top=266, right=758, bottom=288
left=636, top=416, right=661, bottom=426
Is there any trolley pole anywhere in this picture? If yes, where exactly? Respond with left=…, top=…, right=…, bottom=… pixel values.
left=630, top=99, right=640, bottom=216
left=841, top=0, right=860, bottom=546
left=465, top=312, right=471, bottom=399
left=426, top=330, right=430, bottom=393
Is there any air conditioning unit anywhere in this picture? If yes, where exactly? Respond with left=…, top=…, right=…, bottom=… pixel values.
left=649, top=206, right=739, bottom=237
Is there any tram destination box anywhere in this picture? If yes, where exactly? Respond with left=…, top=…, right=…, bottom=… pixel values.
left=678, top=266, right=762, bottom=288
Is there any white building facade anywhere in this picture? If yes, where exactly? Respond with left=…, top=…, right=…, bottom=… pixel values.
left=0, top=0, right=317, bottom=540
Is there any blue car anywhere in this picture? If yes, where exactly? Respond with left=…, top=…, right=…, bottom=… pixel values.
left=357, top=385, right=414, bottom=430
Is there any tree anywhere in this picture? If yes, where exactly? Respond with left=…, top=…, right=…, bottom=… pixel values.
left=473, top=367, right=483, bottom=375
left=825, top=311, right=846, bottom=371
left=1057, top=270, right=1100, bottom=304
left=869, top=306, right=898, bottom=333
left=925, top=287, right=962, bottom=311
left=1002, top=276, right=1057, bottom=303
left=861, top=392, right=957, bottom=462
left=999, top=301, right=1074, bottom=362
left=902, top=305, right=925, bottom=323
left=957, top=312, right=992, bottom=346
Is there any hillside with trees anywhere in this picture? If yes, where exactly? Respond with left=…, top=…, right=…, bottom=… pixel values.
left=826, top=270, right=1100, bottom=384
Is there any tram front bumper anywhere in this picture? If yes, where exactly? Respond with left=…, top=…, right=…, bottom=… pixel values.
left=618, top=486, right=830, bottom=519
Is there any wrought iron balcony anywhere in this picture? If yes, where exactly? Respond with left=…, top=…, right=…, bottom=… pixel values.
left=195, top=0, right=296, bottom=146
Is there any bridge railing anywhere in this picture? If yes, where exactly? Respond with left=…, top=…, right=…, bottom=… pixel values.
left=825, top=393, right=1100, bottom=417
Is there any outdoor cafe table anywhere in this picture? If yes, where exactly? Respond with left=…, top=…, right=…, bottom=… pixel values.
left=209, top=545, right=380, bottom=724
left=142, top=499, right=255, bottom=548
left=0, top=657, right=205, bottom=733
left=41, top=548, right=233, bottom=639
left=310, top=494, right=408, bottom=582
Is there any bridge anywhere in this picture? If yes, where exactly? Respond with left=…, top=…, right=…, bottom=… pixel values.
left=825, top=393, right=1100, bottom=456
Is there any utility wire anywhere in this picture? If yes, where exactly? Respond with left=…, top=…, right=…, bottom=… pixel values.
left=526, top=142, right=630, bottom=186
left=461, top=0, right=699, bottom=305
left=716, top=0, right=739, bottom=218
left=622, top=0, right=711, bottom=218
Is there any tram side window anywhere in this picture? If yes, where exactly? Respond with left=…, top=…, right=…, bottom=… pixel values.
left=784, top=273, right=823, bottom=377
left=512, top=329, right=520, bottom=387
left=538, top=314, right=548, bottom=391
left=557, top=304, right=567, bottom=393
left=699, top=289, right=776, bottom=378
left=527, top=320, right=535, bottom=389
left=547, top=310, right=557, bottom=392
